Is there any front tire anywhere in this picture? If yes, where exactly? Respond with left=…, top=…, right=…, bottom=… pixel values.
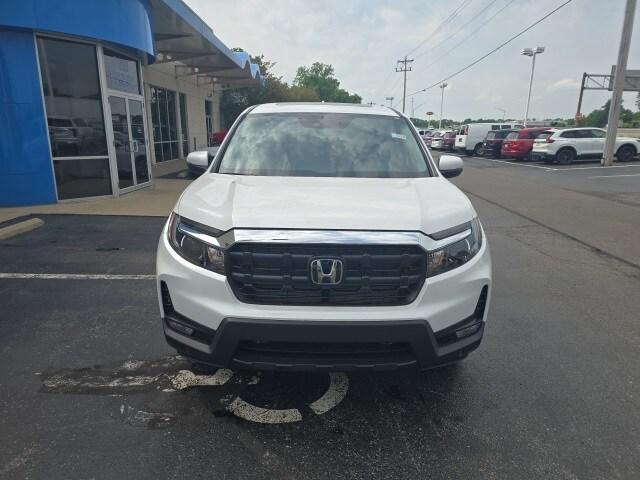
left=556, top=148, right=575, bottom=165
left=472, top=143, right=483, bottom=156
left=616, top=145, right=636, bottom=162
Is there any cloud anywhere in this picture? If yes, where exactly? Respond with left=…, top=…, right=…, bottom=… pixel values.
left=548, top=78, right=581, bottom=91
left=474, top=92, right=504, bottom=103
left=185, top=0, right=638, bottom=119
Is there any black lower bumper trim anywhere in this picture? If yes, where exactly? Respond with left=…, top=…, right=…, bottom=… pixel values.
left=164, top=317, right=484, bottom=371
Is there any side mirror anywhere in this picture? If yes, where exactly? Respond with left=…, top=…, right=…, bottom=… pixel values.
left=186, top=150, right=210, bottom=167
left=438, top=155, right=464, bottom=178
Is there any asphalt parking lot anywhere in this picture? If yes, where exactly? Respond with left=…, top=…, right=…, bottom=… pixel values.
left=456, top=153, right=640, bottom=208
left=2, top=178, right=640, bottom=479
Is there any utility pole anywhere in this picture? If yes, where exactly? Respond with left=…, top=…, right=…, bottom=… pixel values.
left=385, top=96, right=394, bottom=107
left=396, top=56, right=414, bottom=114
left=602, top=0, right=636, bottom=166
left=439, top=83, right=448, bottom=129
left=411, top=97, right=415, bottom=118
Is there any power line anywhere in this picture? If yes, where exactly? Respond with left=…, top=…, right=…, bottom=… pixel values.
left=373, top=67, right=396, bottom=98
left=405, top=0, right=474, bottom=58
left=408, top=0, right=573, bottom=97
left=419, top=0, right=516, bottom=68
left=377, top=0, right=471, bottom=99
left=413, top=0, right=499, bottom=61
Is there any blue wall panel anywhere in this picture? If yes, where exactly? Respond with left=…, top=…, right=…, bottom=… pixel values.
left=0, top=29, right=56, bottom=206
left=0, top=0, right=155, bottom=206
left=0, top=0, right=154, bottom=57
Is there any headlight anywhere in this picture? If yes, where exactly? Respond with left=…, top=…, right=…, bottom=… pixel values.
left=167, top=213, right=225, bottom=275
left=427, top=217, right=483, bottom=277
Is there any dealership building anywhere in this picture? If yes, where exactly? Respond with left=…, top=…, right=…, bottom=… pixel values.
left=0, top=0, right=261, bottom=206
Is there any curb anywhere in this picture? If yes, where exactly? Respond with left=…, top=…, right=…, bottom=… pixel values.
left=0, top=218, right=44, bottom=240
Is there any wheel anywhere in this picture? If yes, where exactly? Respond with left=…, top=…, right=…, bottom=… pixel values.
left=472, top=143, right=483, bottom=156
left=616, top=145, right=636, bottom=162
left=556, top=148, right=575, bottom=165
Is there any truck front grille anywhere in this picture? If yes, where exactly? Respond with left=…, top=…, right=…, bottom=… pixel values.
left=225, top=243, right=427, bottom=306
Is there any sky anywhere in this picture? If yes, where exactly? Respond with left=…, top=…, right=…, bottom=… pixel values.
left=184, top=0, right=640, bottom=121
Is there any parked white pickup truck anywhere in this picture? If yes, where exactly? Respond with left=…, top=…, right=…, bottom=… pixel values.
left=157, top=103, right=492, bottom=371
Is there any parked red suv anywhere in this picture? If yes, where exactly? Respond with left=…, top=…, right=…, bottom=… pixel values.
left=501, top=127, right=549, bottom=160
left=441, top=131, right=456, bottom=151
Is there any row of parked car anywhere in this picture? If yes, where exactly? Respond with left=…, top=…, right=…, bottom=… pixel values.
left=419, top=123, right=640, bottom=164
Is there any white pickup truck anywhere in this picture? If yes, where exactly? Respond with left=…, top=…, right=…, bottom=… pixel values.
left=157, top=103, right=492, bottom=371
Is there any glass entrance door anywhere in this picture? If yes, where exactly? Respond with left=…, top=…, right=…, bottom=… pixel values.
left=108, top=96, right=150, bottom=190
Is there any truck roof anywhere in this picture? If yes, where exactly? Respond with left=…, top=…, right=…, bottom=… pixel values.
left=250, top=102, right=399, bottom=117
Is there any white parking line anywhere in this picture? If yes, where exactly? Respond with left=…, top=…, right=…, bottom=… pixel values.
left=558, top=164, right=640, bottom=171
left=227, top=397, right=303, bottom=424
left=469, top=156, right=640, bottom=172
left=309, top=373, right=349, bottom=415
left=0, top=273, right=155, bottom=280
left=469, top=157, right=552, bottom=170
left=589, top=173, right=640, bottom=179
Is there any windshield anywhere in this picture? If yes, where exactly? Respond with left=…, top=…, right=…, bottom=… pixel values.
left=217, top=112, right=431, bottom=178
left=506, top=132, right=519, bottom=140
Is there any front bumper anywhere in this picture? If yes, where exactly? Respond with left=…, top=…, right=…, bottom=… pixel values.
left=157, top=224, right=492, bottom=370
left=163, top=314, right=485, bottom=370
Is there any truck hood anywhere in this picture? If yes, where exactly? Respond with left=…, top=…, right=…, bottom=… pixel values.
left=176, top=174, right=475, bottom=235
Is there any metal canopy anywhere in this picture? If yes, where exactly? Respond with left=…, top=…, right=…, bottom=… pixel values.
left=148, top=0, right=261, bottom=88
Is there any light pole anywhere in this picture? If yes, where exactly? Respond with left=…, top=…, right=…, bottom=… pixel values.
left=496, top=107, right=506, bottom=120
left=521, top=47, right=545, bottom=127
left=438, top=83, right=448, bottom=129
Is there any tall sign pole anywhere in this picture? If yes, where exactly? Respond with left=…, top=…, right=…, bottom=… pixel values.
left=602, top=0, right=637, bottom=166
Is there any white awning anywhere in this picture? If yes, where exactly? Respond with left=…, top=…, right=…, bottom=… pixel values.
left=149, top=0, right=262, bottom=88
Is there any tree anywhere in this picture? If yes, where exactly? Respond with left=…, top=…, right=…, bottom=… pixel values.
left=220, top=53, right=320, bottom=128
left=293, top=62, right=361, bottom=104
left=581, top=99, right=634, bottom=127
left=636, top=92, right=640, bottom=111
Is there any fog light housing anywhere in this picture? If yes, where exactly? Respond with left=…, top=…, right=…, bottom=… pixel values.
left=166, top=318, right=195, bottom=337
left=455, top=322, right=482, bottom=339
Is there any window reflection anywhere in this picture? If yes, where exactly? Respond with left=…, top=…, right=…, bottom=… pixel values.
left=103, top=48, right=140, bottom=95
left=150, top=86, right=179, bottom=161
left=53, top=158, right=112, bottom=199
left=37, top=37, right=107, bottom=157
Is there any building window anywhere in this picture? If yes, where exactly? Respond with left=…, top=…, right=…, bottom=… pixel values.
left=150, top=86, right=178, bottom=162
left=103, top=48, right=141, bottom=95
left=205, top=100, right=213, bottom=147
left=37, top=36, right=111, bottom=199
left=179, top=93, right=189, bottom=156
